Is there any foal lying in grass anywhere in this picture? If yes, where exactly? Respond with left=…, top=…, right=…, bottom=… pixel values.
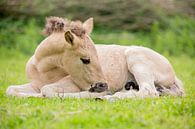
left=6, top=17, right=185, bottom=99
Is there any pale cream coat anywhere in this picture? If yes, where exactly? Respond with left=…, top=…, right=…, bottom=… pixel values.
left=6, top=17, right=184, bottom=99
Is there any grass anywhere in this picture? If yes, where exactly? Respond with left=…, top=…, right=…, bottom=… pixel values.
left=0, top=47, right=194, bottom=129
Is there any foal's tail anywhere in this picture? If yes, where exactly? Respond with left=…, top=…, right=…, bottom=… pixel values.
left=158, top=77, right=185, bottom=97
left=173, top=77, right=185, bottom=96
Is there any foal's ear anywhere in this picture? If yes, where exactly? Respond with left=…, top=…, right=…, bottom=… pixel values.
left=64, top=31, right=74, bottom=45
left=83, top=17, right=93, bottom=35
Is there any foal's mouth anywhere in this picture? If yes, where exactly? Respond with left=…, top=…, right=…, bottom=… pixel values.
left=89, top=82, right=108, bottom=93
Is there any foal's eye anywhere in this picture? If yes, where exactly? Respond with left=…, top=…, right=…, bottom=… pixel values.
left=80, top=58, right=90, bottom=64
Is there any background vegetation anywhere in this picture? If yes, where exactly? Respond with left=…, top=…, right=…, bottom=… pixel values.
left=0, top=0, right=195, bottom=56
left=0, top=0, right=194, bottom=129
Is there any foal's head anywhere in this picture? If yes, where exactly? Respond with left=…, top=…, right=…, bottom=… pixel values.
left=44, top=17, right=108, bottom=92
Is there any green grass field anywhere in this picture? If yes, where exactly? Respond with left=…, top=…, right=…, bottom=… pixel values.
left=0, top=48, right=194, bottom=129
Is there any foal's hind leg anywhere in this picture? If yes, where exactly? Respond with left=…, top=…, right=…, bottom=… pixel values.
left=6, top=83, right=41, bottom=97
left=124, top=48, right=159, bottom=98
left=129, top=64, right=159, bottom=97
left=104, top=56, right=159, bottom=99
left=103, top=64, right=159, bottom=99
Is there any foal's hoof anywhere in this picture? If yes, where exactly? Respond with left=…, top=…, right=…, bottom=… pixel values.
left=6, top=86, right=18, bottom=96
left=102, top=95, right=120, bottom=102
left=107, top=97, right=120, bottom=102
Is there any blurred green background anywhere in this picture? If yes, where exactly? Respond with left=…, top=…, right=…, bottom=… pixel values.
left=0, top=0, right=195, bottom=56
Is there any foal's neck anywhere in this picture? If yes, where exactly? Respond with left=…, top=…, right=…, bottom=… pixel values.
left=34, top=33, right=67, bottom=61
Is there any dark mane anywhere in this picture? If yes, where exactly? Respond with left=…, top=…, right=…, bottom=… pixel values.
left=43, top=16, right=86, bottom=37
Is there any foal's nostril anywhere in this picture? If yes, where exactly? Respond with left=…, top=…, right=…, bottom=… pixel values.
left=99, top=83, right=104, bottom=87
left=97, top=82, right=108, bottom=89
left=89, top=82, right=108, bottom=93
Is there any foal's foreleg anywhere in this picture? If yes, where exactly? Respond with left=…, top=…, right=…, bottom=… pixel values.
left=40, top=76, right=81, bottom=98
left=6, top=83, right=41, bottom=97
left=56, top=91, right=108, bottom=99
left=40, top=75, right=108, bottom=98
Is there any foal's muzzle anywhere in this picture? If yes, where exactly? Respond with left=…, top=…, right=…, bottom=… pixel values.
left=89, top=82, right=108, bottom=93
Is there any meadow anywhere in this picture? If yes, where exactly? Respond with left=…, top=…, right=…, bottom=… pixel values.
left=0, top=15, right=195, bottom=129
